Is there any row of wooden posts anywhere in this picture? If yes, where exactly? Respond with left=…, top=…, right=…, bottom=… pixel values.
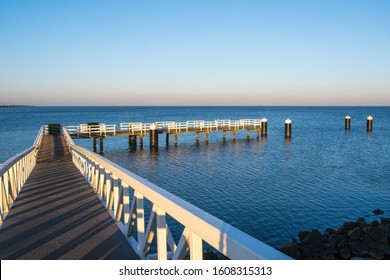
left=91, top=116, right=374, bottom=152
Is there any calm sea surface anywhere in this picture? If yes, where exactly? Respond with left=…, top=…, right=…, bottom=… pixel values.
left=1, top=106, right=389, bottom=247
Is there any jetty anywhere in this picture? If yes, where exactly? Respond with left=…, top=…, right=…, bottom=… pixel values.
left=0, top=124, right=290, bottom=260
left=65, top=118, right=268, bottom=152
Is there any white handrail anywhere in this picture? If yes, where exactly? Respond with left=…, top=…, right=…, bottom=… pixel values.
left=69, top=119, right=263, bottom=138
left=0, top=126, right=45, bottom=224
left=63, top=127, right=290, bottom=260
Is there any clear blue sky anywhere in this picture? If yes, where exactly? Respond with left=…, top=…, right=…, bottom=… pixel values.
left=0, top=0, right=389, bottom=105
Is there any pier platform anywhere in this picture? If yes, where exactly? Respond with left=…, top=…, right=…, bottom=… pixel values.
left=0, top=134, right=139, bottom=259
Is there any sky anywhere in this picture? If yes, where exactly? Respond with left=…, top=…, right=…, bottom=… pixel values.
left=0, top=0, right=389, bottom=106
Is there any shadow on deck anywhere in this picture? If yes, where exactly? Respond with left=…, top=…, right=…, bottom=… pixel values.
left=0, top=135, right=139, bottom=260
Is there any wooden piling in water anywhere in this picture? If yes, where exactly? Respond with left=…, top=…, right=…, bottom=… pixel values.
left=174, top=134, right=178, bottom=145
left=285, top=119, right=292, bottom=138
left=205, top=133, right=209, bottom=144
left=232, top=130, right=237, bottom=141
left=345, top=115, right=351, bottom=130
left=367, top=115, right=373, bottom=132
left=246, top=129, right=250, bottom=140
left=129, top=135, right=137, bottom=147
left=196, top=132, right=200, bottom=144
left=261, top=118, right=267, bottom=136
left=99, top=137, right=104, bottom=153
left=256, top=130, right=260, bottom=140
left=223, top=131, right=227, bottom=141
left=150, top=124, right=158, bottom=148
left=93, top=137, right=97, bottom=152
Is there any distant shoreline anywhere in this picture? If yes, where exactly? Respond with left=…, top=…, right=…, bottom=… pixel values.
left=0, top=105, right=33, bottom=107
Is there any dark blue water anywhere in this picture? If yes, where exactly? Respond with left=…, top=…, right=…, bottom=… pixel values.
left=1, top=106, right=389, bottom=247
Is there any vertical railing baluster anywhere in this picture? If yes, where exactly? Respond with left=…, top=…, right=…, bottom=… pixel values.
left=112, top=176, right=120, bottom=219
left=156, top=207, right=168, bottom=260
left=105, top=173, right=112, bottom=210
left=135, top=191, right=145, bottom=254
left=98, top=166, right=105, bottom=198
left=122, top=183, right=131, bottom=234
left=190, top=231, right=203, bottom=260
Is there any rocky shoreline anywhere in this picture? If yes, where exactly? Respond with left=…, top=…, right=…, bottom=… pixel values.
left=279, top=210, right=390, bottom=260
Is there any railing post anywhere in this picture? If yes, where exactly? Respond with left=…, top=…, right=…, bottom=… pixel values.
left=190, top=231, right=203, bottom=260
left=156, top=207, right=168, bottom=260
left=135, top=191, right=145, bottom=254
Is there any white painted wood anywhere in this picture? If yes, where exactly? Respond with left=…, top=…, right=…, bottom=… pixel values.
left=156, top=207, right=168, bottom=260
left=140, top=206, right=156, bottom=259
left=190, top=231, right=203, bottom=260
left=172, top=228, right=190, bottom=260
left=122, top=183, right=131, bottom=234
left=135, top=191, right=145, bottom=253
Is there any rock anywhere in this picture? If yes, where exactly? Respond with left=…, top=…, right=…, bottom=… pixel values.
left=279, top=243, right=302, bottom=260
left=380, top=217, right=390, bottom=224
left=328, top=233, right=346, bottom=247
left=357, top=217, right=366, bottom=224
left=371, top=221, right=379, bottom=227
left=298, top=230, right=310, bottom=242
left=366, top=226, right=387, bottom=243
left=349, top=240, right=369, bottom=256
left=368, top=248, right=385, bottom=260
left=336, top=225, right=347, bottom=235
left=338, top=238, right=348, bottom=250
left=301, top=229, right=323, bottom=245
left=347, top=227, right=362, bottom=241
left=324, top=228, right=336, bottom=236
left=343, top=221, right=360, bottom=231
left=373, top=209, right=385, bottom=215
left=351, top=257, right=374, bottom=260
left=301, top=243, right=325, bottom=259
left=339, top=247, right=351, bottom=259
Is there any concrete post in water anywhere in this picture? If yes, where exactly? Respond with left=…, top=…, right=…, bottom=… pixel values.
left=129, top=135, right=137, bottom=147
left=150, top=124, right=159, bottom=148
left=345, top=115, right=351, bottom=130
left=93, top=137, right=97, bottom=152
left=261, top=118, right=268, bottom=136
left=285, top=118, right=292, bottom=138
left=367, top=115, right=373, bottom=132
left=232, top=130, right=237, bottom=141
left=99, top=137, right=104, bottom=153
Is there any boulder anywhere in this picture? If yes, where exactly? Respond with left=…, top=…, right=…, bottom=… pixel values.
left=347, top=227, right=362, bottom=241
left=343, top=221, right=360, bottom=231
left=339, top=247, right=351, bottom=259
left=380, top=217, right=390, bottom=224
left=301, top=229, right=323, bottom=245
left=368, top=248, right=385, bottom=260
left=373, top=209, right=385, bottom=215
left=298, top=230, right=310, bottom=242
left=279, top=243, right=302, bottom=260
left=349, top=240, right=369, bottom=256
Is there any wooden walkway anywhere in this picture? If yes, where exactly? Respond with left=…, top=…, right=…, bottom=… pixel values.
left=0, top=135, right=139, bottom=259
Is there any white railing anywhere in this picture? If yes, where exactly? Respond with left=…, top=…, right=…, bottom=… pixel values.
left=67, top=124, right=116, bottom=137
left=0, top=126, right=46, bottom=225
left=63, top=127, right=290, bottom=260
left=119, top=119, right=263, bottom=134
